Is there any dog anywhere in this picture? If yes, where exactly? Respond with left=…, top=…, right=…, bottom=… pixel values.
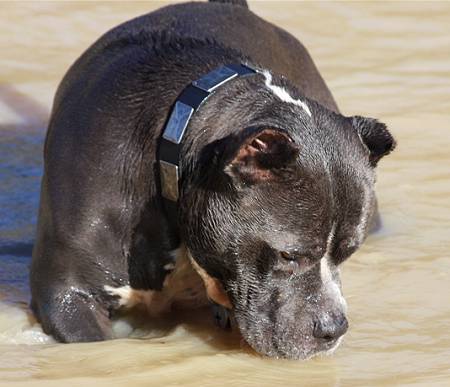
left=30, top=0, right=395, bottom=359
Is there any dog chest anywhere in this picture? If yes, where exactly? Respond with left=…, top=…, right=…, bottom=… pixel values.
left=105, top=248, right=209, bottom=315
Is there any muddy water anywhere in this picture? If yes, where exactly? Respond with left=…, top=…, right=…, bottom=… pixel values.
left=1, top=1, right=449, bottom=386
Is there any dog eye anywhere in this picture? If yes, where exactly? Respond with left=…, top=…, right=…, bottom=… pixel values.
left=280, top=250, right=296, bottom=261
left=279, top=250, right=311, bottom=265
left=278, top=248, right=325, bottom=273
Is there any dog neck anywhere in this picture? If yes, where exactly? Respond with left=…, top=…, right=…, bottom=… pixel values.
left=157, top=64, right=257, bottom=234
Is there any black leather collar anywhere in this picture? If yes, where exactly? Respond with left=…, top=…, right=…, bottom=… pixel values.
left=158, top=63, right=257, bottom=229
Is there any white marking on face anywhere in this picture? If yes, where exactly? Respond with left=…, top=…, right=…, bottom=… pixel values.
left=261, top=70, right=312, bottom=117
left=104, top=245, right=208, bottom=315
left=320, top=258, right=346, bottom=311
left=326, top=222, right=337, bottom=256
left=320, top=223, right=347, bottom=312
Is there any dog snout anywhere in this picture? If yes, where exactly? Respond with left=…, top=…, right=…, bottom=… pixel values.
left=313, top=314, right=348, bottom=341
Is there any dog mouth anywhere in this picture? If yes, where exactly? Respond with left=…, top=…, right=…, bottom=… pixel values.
left=224, top=307, right=346, bottom=360
left=291, top=336, right=345, bottom=361
left=207, top=296, right=347, bottom=359
left=322, top=335, right=345, bottom=356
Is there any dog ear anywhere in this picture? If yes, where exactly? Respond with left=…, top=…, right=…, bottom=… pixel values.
left=224, top=128, right=299, bottom=183
left=352, top=116, right=396, bottom=166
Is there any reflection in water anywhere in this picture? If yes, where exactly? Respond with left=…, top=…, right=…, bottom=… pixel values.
left=1, top=1, right=449, bottom=385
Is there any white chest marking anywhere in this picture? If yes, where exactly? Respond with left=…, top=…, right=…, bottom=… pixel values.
left=262, top=70, right=312, bottom=117
left=104, top=246, right=208, bottom=316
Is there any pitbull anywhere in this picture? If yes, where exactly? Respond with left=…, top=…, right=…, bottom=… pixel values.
left=30, top=0, right=395, bottom=359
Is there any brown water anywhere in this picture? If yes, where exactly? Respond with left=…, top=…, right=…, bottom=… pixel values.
left=1, top=1, right=449, bottom=386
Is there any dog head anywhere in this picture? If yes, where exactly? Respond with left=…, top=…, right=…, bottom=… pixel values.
left=179, top=71, right=395, bottom=359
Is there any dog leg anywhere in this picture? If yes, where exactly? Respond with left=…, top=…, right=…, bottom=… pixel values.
left=31, top=285, right=114, bottom=343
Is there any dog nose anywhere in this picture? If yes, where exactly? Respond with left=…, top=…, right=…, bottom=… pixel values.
left=313, top=314, right=348, bottom=341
